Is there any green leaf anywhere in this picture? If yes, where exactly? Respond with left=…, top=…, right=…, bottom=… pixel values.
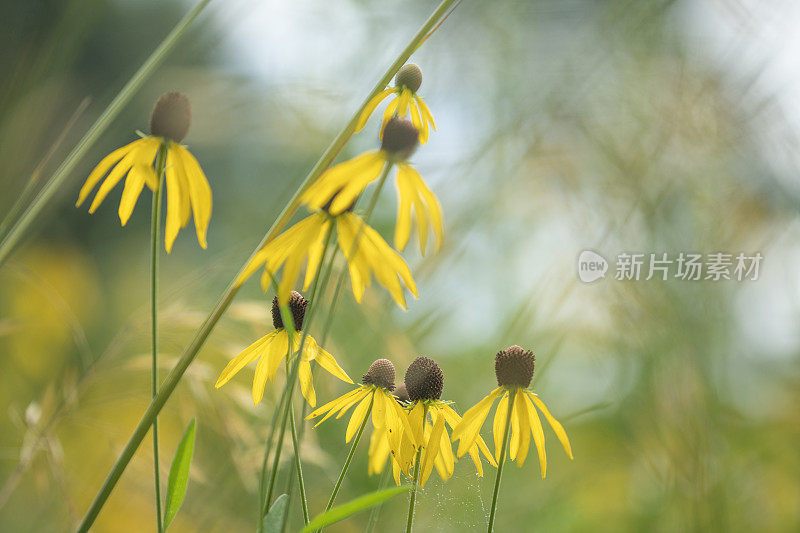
left=163, top=419, right=196, bottom=530
left=262, top=493, right=289, bottom=533
left=301, top=486, right=411, bottom=533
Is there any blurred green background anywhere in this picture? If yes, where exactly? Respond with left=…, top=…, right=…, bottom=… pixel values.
left=1, top=0, right=799, bottom=531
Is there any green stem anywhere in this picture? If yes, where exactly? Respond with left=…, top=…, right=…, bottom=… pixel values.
left=0, top=0, right=213, bottom=268
left=288, top=401, right=309, bottom=524
left=318, top=394, right=374, bottom=533
left=487, top=390, right=515, bottom=533
left=75, top=4, right=457, bottom=530
left=257, top=381, right=291, bottom=530
left=405, top=448, right=423, bottom=533
left=150, top=142, right=168, bottom=533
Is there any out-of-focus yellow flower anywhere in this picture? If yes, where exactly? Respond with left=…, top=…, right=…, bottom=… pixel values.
left=237, top=210, right=418, bottom=309
left=214, top=292, right=351, bottom=406
left=302, top=118, right=443, bottom=254
left=76, top=92, right=212, bottom=253
left=452, top=346, right=573, bottom=478
left=307, top=359, right=413, bottom=464
left=392, top=357, right=495, bottom=487
left=356, top=64, right=436, bottom=144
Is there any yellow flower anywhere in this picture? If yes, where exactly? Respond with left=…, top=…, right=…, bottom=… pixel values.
left=393, top=357, right=495, bottom=488
left=301, top=118, right=443, bottom=254
left=214, top=292, right=351, bottom=406
left=306, top=359, right=413, bottom=463
left=76, top=92, right=212, bottom=253
left=237, top=210, right=418, bottom=309
left=451, top=346, right=573, bottom=478
left=356, top=64, right=436, bottom=144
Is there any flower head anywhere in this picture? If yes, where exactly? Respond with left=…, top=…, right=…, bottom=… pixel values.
left=301, top=119, right=443, bottom=255
left=237, top=211, right=418, bottom=309
left=356, top=64, right=437, bottom=145
left=307, top=359, right=413, bottom=464
left=214, top=291, right=352, bottom=406
left=452, top=345, right=573, bottom=478
left=390, top=357, right=496, bottom=487
left=76, top=92, right=212, bottom=252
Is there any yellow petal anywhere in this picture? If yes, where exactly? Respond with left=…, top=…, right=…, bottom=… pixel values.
left=530, top=393, right=573, bottom=459
left=420, top=409, right=445, bottom=487
left=415, top=95, right=436, bottom=131
left=379, top=97, right=400, bottom=139
left=307, top=386, right=361, bottom=420
left=524, top=392, right=546, bottom=476
left=163, top=150, right=184, bottom=253
left=493, top=392, right=509, bottom=462
left=346, top=393, right=373, bottom=443
left=408, top=402, right=425, bottom=446
left=309, top=338, right=353, bottom=383
left=215, top=331, right=276, bottom=388
left=515, top=389, right=532, bottom=467
left=87, top=142, right=144, bottom=214
left=118, top=167, right=146, bottom=226
left=370, top=386, right=386, bottom=429
left=176, top=145, right=212, bottom=249
left=368, top=426, right=391, bottom=475
left=298, top=360, right=316, bottom=407
left=301, top=152, right=382, bottom=211
left=355, top=88, right=394, bottom=132
left=509, top=395, right=520, bottom=461
left=252, top=333, right=283, bottom=405
left=452, top=388, right=501, bottom=457
left=312, top=387, right=369, bottom=428
left=328, top=155, right=386, bottom=215
left=77, top=139, right=142, bottom=207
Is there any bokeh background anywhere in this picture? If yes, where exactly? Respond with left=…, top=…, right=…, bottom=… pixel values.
left=2, top=0, right=800, bottom=531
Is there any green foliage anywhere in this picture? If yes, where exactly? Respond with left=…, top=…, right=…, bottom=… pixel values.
left=163, top=419, right=196, bottom=530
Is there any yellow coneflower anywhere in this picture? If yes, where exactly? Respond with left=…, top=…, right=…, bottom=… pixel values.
left=307, top=359, right=414, bottom=511
left=367, top=382, right=408, bottom=477
left=301, top=118, right=443, bottom=254
left=76, top=92, right=212, bottom=253
left=214, top=291, right=351, bottom=406
left=356, top=64, right=436, bottom=144
left=396, top=357, right=496, bottom=488
left=236, top=208, right=418, bottom=309
left=452, top=345, right=573, bottom=478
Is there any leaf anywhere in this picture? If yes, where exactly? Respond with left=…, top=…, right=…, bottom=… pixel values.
left=262, top=494, right=289, bottom=533
left=163, top=419, right=196, bottom=530
left=301, top=486, right=411, bottom=533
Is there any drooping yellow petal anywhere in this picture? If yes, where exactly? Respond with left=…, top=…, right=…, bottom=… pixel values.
left=301, top=152, right=383, bottom=212
left=515, top=389, right=532, bottom=467
left=164, top=149, right=185, bottom=253
left=524, top=392, right=546, bottom=476
left=311, top=387, right=369, bottom=428
left=253, top=332, right=290, bottom=405
left=302, top=217, right=331, bottom=290
left=415, top=95, right=436, bottom=131
left=346, top=394, right=373, bottom=443
left=308, top=338, right=352, bottom=383
left=307, top=386, right=359, bottom=419
left=215, top=331, right=277, bottom=388
left=370, top=386, right=386, bottom=429
left=379, top=97, right=400, bottom=139
left=368, top=426, right=391, bottom=475
left=452, top=387, right=502, bottom=457
left=118, top=168, right=146, bottom=226
left=395, top=163, right=443, bottom=254
left=298, top=360, right=316, bottom=407
left=530, top=393, right=573, bottom=459
left=493, top=392, right=509, bottom=462
left=77, top=138, right=142, bottom=207
left=328, top=156, right=386, bottom=215
left=407, top=401, right=425, bottom=447
left=396, top=89, right=411, bottom=118
left=409, top=100, right=429, bottom=144
left=420, top=409, right=446, bottom=487
left=87, top=141, right=146, bottom=214
left=509, top=395, right=521, bottom=461
left=355, top=88, right=394, bottom=132
left=176, top=145, right=212, bottom=249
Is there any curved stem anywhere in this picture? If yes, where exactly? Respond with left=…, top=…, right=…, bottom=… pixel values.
left=318, top=394, right=374, bottom=532
left=150, top=142, right=168, bottom=533
left=256, top=375, right=291, bottom=532
left=74, top=3, right=457, bottom=530
left=487, top=390, right=515, bottom=533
